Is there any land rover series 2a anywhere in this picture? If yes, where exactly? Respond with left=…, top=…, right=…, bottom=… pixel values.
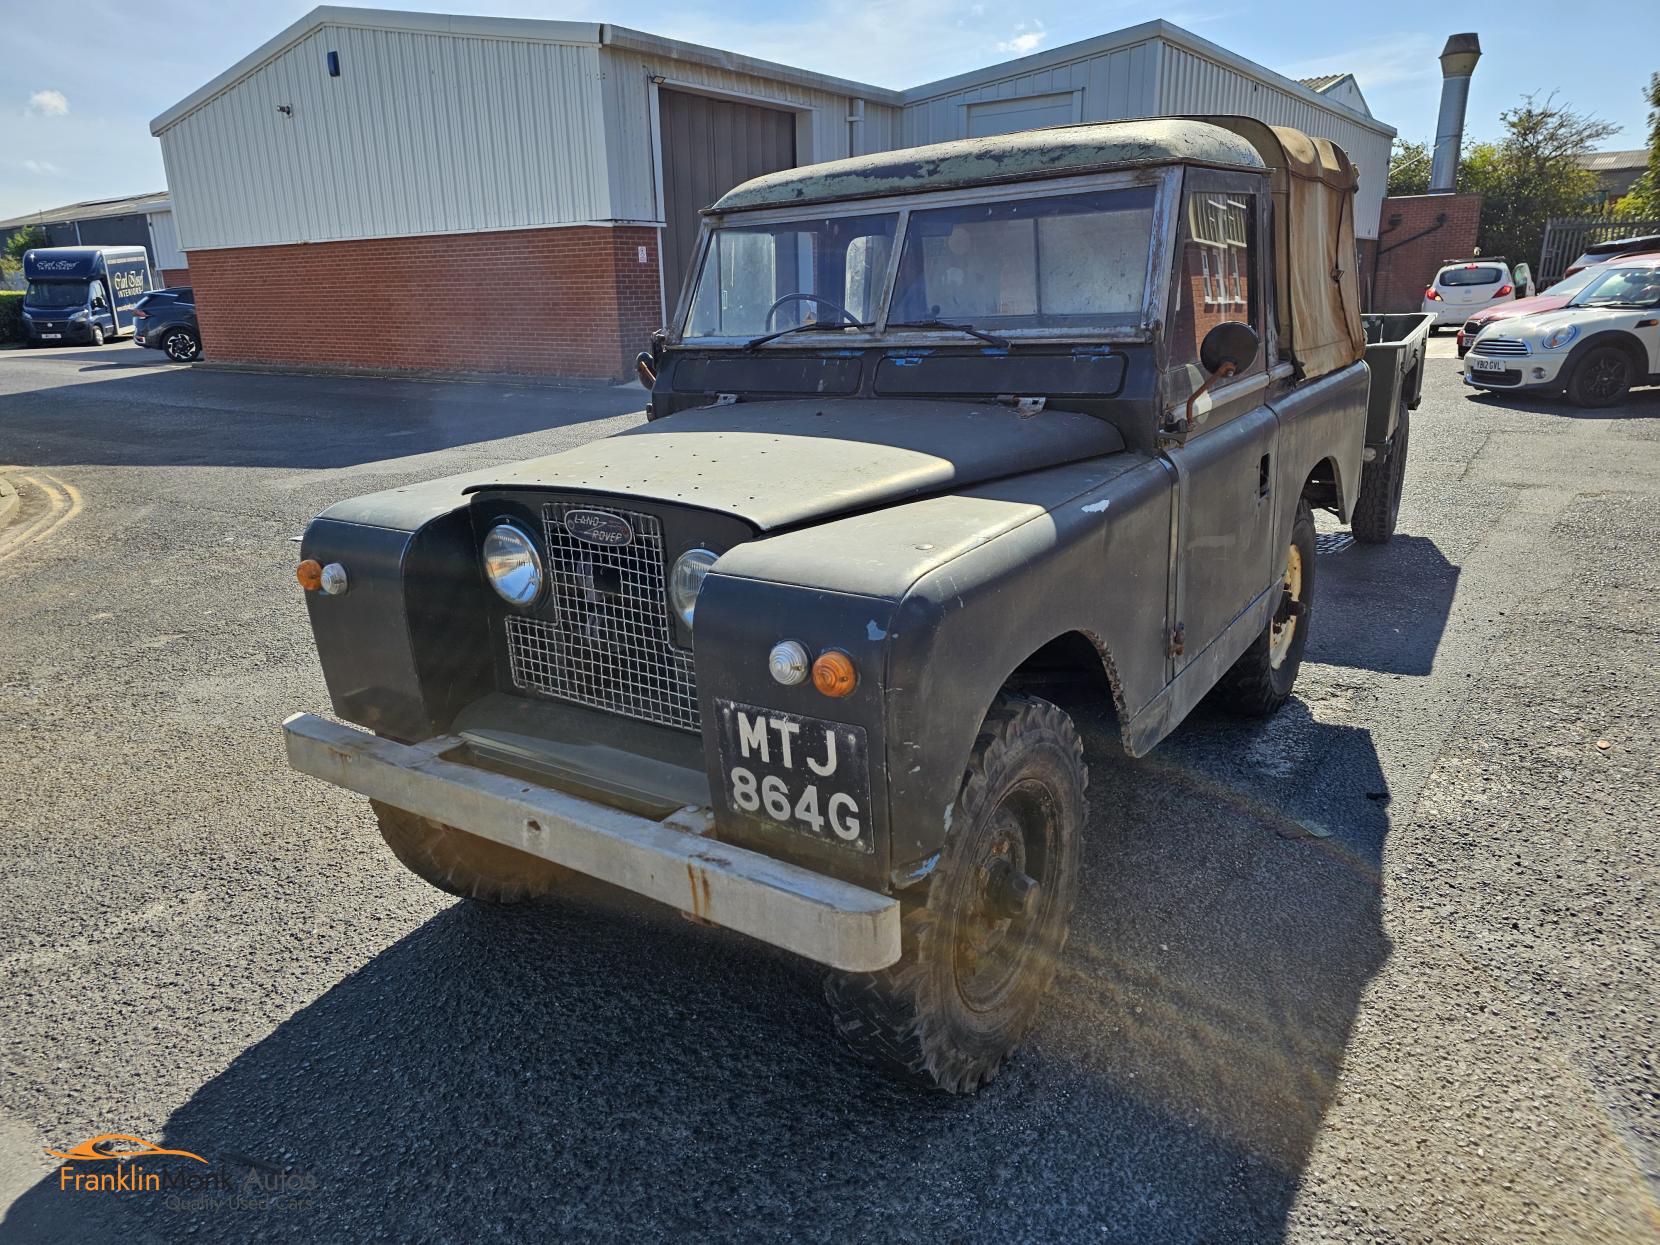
left=283, top=117, right=1421, bottom=1092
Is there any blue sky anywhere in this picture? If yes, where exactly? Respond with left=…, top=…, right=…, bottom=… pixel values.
left=3, top=0, right=1656, bottom=218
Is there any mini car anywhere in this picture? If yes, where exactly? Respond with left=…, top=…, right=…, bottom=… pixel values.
left=1463, top=256, right=1660, bottom=407
left=1454, top=256, right=1660, bottom=357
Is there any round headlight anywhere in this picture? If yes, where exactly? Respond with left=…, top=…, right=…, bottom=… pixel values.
left=482, top=523, right=543, bottom=606
left=669, top=548, right=718, bottom=627
left=1541, top=323, right=1579, bottom=350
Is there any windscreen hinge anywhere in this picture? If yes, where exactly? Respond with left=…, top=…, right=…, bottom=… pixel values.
left=710, top=393, right=739, bottom=407
left=999, top=395, right=1047, bottom=418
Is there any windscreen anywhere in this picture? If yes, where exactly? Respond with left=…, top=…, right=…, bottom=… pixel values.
left=684, top=213, right=898, bottom=339
left=1438, top=266, right=1504, bottom=287
left=1572, top=266, right=1660, bottom=307
left=889, top=186, right=1156, bottom=329
left=24, top=281, right=89, bottom=308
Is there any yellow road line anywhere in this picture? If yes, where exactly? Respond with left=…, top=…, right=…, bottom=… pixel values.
left=0, top=471, right=82, bottom=565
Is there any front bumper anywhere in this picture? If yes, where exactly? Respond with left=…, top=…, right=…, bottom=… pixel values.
left=1463, top=354, right=1564, bottom=391
left=282, top=712, right=901, bottom=972
left=25, top=320, right=93, bottom=343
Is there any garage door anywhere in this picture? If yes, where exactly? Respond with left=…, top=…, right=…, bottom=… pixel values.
left=965, top=93, right=1079, bottom=138
left=660, top=88, right=797, bottom=308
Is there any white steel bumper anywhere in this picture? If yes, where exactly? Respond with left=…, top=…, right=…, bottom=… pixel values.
left=282, top=713, right=901, bottom=972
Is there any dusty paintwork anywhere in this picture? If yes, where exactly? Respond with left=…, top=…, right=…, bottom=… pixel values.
left=710, top=118, right=1264, bottom=213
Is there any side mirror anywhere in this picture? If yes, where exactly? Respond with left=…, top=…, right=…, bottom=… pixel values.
left=1199, top=321, right=1259, bottom=376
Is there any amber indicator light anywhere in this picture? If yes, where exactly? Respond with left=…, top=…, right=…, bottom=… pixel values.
left=296, top=559, right=323, bottom=591
left=812, top=650, right=857, bottom=698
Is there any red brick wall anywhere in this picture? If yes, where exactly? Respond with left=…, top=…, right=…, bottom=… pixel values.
left=1369, top=193, right=1483, bottom=313
left=159, top=267, right=190, bottom=288
left=187, top=225, right=662, bottom=380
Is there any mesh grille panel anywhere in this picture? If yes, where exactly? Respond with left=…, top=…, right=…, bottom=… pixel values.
left=504, top=502, right=699, bottom=732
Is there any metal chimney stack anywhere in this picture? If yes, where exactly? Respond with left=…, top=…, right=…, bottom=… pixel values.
left=1429, top=34, right=1481, bottom=193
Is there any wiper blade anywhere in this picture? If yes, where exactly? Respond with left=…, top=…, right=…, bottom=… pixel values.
left=743, top=320, right=870, bottom=350
left=886, top=319, right=1011, bottom=348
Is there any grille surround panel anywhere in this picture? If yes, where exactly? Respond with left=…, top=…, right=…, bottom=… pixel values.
left=504, top=502, right=700, bottom=733
left=1471, top=336, right=1530, bottom=356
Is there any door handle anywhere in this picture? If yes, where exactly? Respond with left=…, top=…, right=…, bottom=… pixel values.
left=1258, top=454, right=1271, bottom=498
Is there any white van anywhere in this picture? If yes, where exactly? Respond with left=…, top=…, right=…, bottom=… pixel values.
left=1422, top=258, right=1534, bottom=329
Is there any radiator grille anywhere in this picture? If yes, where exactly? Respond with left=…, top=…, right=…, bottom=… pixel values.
left=504, top=502, right=699, bottom=732
left=1471, top=336, right=1530, bottom=356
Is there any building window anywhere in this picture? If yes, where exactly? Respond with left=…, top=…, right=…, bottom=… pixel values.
left=1166, top=191, right=1258, bottom=405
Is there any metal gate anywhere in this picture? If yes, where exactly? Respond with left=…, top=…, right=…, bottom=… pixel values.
left=659, top=89, right=797, bottom=313
left=1538, top=215, right=1660, bottom=284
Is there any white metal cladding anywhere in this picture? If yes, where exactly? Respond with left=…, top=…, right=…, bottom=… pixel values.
left=1157, top=44, right=1390, bottom=239
left=145, top=209, right=187, bottom=272
left=159, top=22, right=612, bottom=250
left=901, top=39, right=1160, bottom=147
left=598, top=46, right=901, bottom=224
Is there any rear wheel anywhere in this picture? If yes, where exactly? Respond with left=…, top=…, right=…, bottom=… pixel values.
left=825, top=693, right=1085, bottom=1093
left=162, top=328, right=201, bottom=361
left=1351, top=405, right=1410, bottom=544
left=1565, top=345, right=1633, bottom=408
left=372, top=800, right=570, bottom=903
left=1214, top=499, right=1316, bottom=717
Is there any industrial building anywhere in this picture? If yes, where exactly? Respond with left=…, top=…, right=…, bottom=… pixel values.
left=151, top=7, right=1394, bottom=379
left=0, top=192, right=188, bottom=288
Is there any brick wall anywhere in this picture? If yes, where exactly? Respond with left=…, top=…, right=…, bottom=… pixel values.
left=159, top=267, right=190, bottom=288
left=187, top=225, right=662, bottom=380
left=1369, top=193, right=1482, bottom=313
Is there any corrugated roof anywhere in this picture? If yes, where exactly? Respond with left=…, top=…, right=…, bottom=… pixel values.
left=1298, top=74, right=1348, bottom=92
left=712, top=118, right=1264, bottom=212
left=1573, top=149, right=1649, bottom=173
left=0, top=191, right=171, bottom=231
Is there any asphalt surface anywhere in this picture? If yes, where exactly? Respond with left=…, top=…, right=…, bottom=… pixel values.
left=0, top=338, right=1655, bottom=1243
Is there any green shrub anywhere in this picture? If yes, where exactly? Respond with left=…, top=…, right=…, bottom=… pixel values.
left=0, top=291, right=23, bottom=344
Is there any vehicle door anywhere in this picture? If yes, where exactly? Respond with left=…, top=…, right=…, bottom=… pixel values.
left=1160, top=173, right=1277, bottom=673
left=88, top=280, right=112, bottom=335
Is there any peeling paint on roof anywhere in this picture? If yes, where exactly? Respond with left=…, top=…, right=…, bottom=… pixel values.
left=711, top=119, right=1265, bottom=213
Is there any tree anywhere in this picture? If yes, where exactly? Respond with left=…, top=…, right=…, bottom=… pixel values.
left=1460, top=93, right=1617, bottom=268
left=1614, top=72, right=1660, bottom=217
left=1, top=225, right=47, bottom=276
left=1387, top=138, right=1433, bottom=196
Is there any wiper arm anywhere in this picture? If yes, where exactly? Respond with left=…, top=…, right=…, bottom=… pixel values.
left=886, top=318, right=1011, bottom=348
left=744, top=320, right=870, bottom=350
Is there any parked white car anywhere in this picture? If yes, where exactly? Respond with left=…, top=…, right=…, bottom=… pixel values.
left=1462, top=257, right=1660, bottom=407
left=1423, top=258, right=1534, bottom=328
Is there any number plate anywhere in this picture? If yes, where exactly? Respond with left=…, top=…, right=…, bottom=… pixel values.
left=41, top=333, right=62, bottom=340
left=1468, top=356, right=1505, bottom=373
left=715, top=699, right=873, bottom=853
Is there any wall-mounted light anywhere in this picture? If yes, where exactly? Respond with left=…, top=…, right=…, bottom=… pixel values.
left=276, top=104, right=293, bottom=117
left=327, top=50, right=340, bottom=77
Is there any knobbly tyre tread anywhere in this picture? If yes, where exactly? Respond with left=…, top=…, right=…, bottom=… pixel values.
left=371, top=799, right=570, bottom=904
left=824, top=693, right=1086, bottom=1093
left=1351, top=404, right=1410, bottom=544
left=1214, top=499, right=1316, bottom=718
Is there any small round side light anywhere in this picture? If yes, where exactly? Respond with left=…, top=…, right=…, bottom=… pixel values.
left=769, top=640, right=809, bottom=686
left=319, top=562, right=349, bottom=596
left=812, top=650, right=858, bottom=698
left=296, top=559, right=323, bottom=591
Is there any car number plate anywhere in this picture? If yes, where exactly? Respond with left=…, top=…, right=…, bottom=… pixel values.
left=1468, top=356, right=1505, bottom=373
left=715, top=699, right=873, bottom=853
left=41, top=333, right=62, bottom=340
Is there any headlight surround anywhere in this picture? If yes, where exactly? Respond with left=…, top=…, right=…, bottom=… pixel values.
left=669, top=548, right=719, bottom=628
left=1541, top=323, right=1579, bottom=350
left=69, top=309, right=90, bottom=322
left=482, top=523, right=543, bottom=606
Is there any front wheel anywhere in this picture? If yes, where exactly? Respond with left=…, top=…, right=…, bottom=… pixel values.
left=163, top=328, right=201, bottom=362
left=1213, top=499, right=1316, bottom=717
left=90, top=325, right=105, bottom=346
left=825, top=693, right=1085, bottom=1093
left=1565, top=345, right=1633, bottom=408
left=1351, top=405, right=1410, bottom=544
left=372, top=800, right=570, bottom=903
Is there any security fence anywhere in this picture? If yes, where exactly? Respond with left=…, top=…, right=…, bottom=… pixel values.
left=1537, top=215, right=1660, bottom=285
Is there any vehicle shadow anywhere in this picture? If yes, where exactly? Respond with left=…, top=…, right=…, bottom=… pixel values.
left=0, top=363, right=645, bottom=470
left=1309, top=534, right=1459, bottom=676
left=1464, top=386, right=1660, bottom=419
left=3, top=703, right=1389, bottom=1244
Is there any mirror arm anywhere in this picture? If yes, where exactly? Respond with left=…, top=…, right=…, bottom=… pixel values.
left=1184, top=359, right=1238, bottom=426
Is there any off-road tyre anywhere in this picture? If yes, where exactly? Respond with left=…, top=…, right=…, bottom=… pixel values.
left=1214, top=498, right=1316, bottom=717
left=824, top=693, right=1086, bottom=1093
left=1351, top=405, right=1410, bottom=544
left=1565, top=345, right=1633, bottom=409
left=371, top=799, right=570, bottom=903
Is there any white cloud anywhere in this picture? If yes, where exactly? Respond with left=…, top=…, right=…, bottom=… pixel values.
left=997, top=20, right=1047, bottom=55
left=22, top=159, right=62, bottom=175
left=27, top=89, right=69, bottom=117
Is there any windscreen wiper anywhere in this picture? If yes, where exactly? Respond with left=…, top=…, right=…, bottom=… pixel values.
left=744, top=320, right=870, bottom=350
left=885, top=319, right=1011, bottom=348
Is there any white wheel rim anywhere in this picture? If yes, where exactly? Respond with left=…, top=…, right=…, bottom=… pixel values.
left=1268, top=543, right=1303, bottom=669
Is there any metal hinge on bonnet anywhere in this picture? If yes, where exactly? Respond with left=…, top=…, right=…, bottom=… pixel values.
left=710, top=393, right=739, bottom=407
left=997, top=395, right=1047, bottom=418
